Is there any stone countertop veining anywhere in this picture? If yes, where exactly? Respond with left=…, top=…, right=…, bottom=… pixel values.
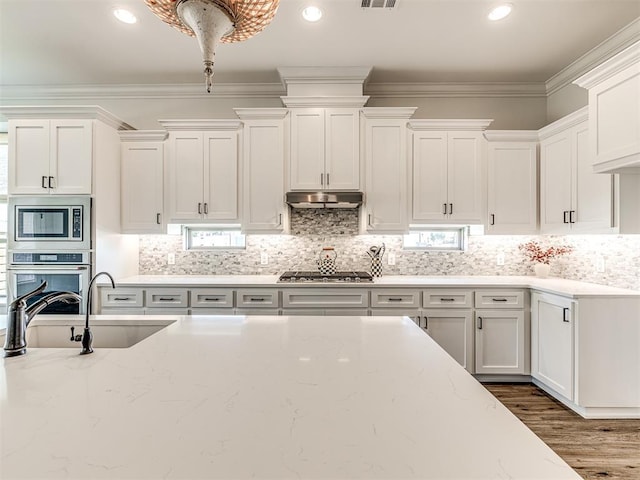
left=107, top=274, right=640, bottom=298
left=0, top=314, right=581, bottom=480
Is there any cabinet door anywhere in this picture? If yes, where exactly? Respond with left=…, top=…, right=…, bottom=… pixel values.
left=487, top=142, right=537, bottom=234
left=447, top=132, right=483, bottom=223
left=364, top=119, right=408, bottom=233
left=121, top=141, right=164, bottom=233
left=203, top=130, right=239, bottom=220
left=531, top=293, right=574, bottom=401
left=475, top=310, right=525, bottom=375
left=412, top=131, right=448, bottom=221
left=571, top=122, right=614, bottom=232
left=324, top=109, right=360, bottom=190
left=540, top=132, right=572, bottom=233
left=290, top=109, right=324, bottom=190
left=423, top=309, right=473, bottom=372
left=167, top=132, right=204, bottom=221
left=50, top=119, right=92, bottom=194
left=8, top=120, right=51, bottom=194
left=242, top=120, right=285, bottom=233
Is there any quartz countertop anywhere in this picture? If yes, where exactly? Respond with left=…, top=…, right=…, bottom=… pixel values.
left=0, top=314, right=581, bottom=479
left=109, top=274, right=640, bottom=298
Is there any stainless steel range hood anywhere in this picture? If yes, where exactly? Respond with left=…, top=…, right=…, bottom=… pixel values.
left=286, top=191, right=363, bottom=209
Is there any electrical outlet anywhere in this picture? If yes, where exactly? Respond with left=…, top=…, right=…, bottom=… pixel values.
left=167, top=253, right=175, bottom=265
left=496, top=253, right=505, bottom=266
left=596, top=256, right=605, bottom=273
left=388, top=252, right=396, bottom=266
left=260, top=252, right=269, bottom=265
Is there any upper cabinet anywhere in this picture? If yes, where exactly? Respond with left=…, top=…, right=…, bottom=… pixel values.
left=289, top=108, right=360, bottom=191
left=8, top=119, right=93, bottom=195
left=408, top=120, right=492, bottom=224
left=235, top=108, right=288, bottom=234
left=362, top=108, right=416, bottom=233
left=574, top=41, right=640, bottom=174
left=161, top=120, right=241, bottom=223
left=120, top=131, right=167, bottom=234
left=539, top=108, right=615, bottom=234
left=484, top=131, right=538, bottom=234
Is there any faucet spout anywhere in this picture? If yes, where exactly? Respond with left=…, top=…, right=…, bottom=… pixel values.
left=81, top=272, right=116, bottom=355
left=24, top=292, right=81, bottom=327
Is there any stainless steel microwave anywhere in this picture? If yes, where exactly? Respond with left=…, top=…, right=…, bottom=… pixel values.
left=8, top=196, right=91, bottom=250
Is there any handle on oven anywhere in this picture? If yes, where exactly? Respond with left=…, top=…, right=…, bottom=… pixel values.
left=8, top=265, right=90, bottom=271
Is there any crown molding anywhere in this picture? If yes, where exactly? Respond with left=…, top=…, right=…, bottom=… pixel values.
left=483, top=130, right=540, bottom=142
left=366, top=82, right=547, bottom=98
left=546, top=18, right=640, bottom=95
left=234, top=108, right=288, bottom=120
left=119, top=130, right=168, bottom=141
left=408, top=119, right=494, bottom=131
left=573, top=40, right=640, bottom=89
left=0, top=105, right=133, bottom=130
left=537, top=106, right=588, bottom=140
left=158, top=119, right=242, bottom=131
left=280, top=96, right=370, bottom=107
left=277, top=67, right=373, bottom=86
left=361, top=107, right=417, bottom=119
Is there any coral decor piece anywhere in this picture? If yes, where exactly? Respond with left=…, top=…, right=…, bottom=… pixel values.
left=518, top=240, right=573, bottom=265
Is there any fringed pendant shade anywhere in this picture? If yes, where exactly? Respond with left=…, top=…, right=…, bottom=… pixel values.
left=145, top=0, right=280, bottom=92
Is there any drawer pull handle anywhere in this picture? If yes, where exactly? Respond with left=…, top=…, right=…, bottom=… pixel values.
left=563, top=307, right=570, bottom=322
left=203, top=297, right=221, bottom=301
left=156, top=213, right=161, bottom=224
left=388, top=298, right=403, bottom=302
left=492, top=298, right=508, bottom=302
left=49, top=176, right=55, bottom=189
left=442, top=203, right=447, bottom=215
left=42, top=176, right=48, bottom=189
left=477, top=316, right=483, bottom=329
left=113, top=297, right=131, bottom=301
left=249, top=297, right=266, bottom=302
left=440, top=298, right=455, bottom=302
left=490, top=213, right=495, bottom=225
left=424, top=316, right=428, bottom=329
left=158, top=297, right=176, bottom=301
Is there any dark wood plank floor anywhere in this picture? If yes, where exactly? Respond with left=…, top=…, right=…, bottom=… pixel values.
left=484, top=383, right=640, bottom=480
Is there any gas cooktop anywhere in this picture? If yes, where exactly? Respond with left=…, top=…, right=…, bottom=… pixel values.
left=278, top=271, right=373, bottom=283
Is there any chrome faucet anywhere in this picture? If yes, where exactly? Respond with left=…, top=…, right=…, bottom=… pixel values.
left=81, top=271, right=116, bottom=354
left=3, top=281, right=81, bottom=357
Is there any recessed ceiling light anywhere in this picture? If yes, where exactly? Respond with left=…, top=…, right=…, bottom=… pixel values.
left=113, top=8, right=137, bottom=24
left=302, top=6, right=323, bottom=22
left=488, top=4, right=512, bottom=21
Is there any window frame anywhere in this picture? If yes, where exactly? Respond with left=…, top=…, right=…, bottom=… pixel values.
left=183, top=225, right=246, bottom=251
left=402, top=226, right=468, bottom=252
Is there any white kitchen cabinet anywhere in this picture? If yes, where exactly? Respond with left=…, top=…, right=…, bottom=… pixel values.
left=531, top=292, right=574, bottom=402
left=574, top=41, right=640, bottom=174
left=235, top=109, right=287, bottom=233
left=475, top=310, right=526, bottom=375
left=162, top=121, right=241, bottom=223
left=409, top=120, right=492, bottom=224
left=289, top=108, right=360, bottom=190
left=120, top=131, right=166, bottom=233
left=362, top=108, right=416, bottom=233
left=539, top=109, right=615, bottom=234
left=8, top=119, right=92, bottom=195
left=484, top=131, right=538, bottom=234
left=423, top=309, right=474, bottom=372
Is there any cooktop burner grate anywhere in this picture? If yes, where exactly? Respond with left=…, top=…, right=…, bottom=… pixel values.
left=278, top=271, right=373, bottom=283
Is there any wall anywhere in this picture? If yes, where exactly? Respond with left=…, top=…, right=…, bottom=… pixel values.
left=546, top=84, right=588, bottom=124
left=139, top=210, right=640, bottom=291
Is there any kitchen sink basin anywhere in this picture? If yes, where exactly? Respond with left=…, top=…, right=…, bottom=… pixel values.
left=25, top=318, right=176, bottom=349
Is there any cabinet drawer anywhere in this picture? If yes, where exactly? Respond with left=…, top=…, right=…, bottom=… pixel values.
left=282, top=289, right=368, bottom=309
left=475, top=290, right=525, bottom=309
left=190, top=289, right=234, bottom=308
left=236, top=289, right=279, bottom=308
left=423, top=290, right=473, bottom=308
left=100, top=288, right=143, bottom=308
left=145, top=289, right=189, bottom=308
left=371, top=289, right=421, bottom=308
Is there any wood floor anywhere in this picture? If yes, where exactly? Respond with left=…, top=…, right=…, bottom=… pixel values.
left=484, top=383, right=640, bottom=480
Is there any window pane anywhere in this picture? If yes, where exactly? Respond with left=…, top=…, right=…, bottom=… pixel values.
left=186, top=228, right=245, bottom=250
left=403, top=228, right=465, bottom=250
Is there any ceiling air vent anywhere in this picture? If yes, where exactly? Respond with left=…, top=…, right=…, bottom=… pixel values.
left=361, top=0, right=398, bottom=8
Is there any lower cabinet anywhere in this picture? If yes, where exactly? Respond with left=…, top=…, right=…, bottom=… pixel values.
left=531, top=292, right=575, bottom=402
left=474, top=310, right=526, bottom=375
left=423, top=309, right=474, bottom=373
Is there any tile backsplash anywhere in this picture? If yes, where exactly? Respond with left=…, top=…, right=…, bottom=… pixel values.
left=139, top=210, right=640, bottom=291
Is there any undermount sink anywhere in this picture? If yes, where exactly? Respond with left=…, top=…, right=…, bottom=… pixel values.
left=25, top=318, right=176, bottom=349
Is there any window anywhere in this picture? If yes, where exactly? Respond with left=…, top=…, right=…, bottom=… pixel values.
left=403, top=226, right=467, bottom=251
left=183, top=226, right=246, bottom=250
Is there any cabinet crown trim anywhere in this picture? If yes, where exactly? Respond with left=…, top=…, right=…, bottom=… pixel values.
left=119, top=130, right=168, bottom=141
left=280, top=96, right=369, bottom=108
left=537, top=106, right=588, bottom=140
left=573, top=40, right=640, bottom=89
left=484, top=130, right=539, bottom=142
left=234, top=108, right=288, bottom=120
left=158, top=119, right=242, bottom=130
left=408, top=119, right=493, bottom=131
left=0, top=105, right=133, bottom=131
left=361, top=107, right=417, bottom=119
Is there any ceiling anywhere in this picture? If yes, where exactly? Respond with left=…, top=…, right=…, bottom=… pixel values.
left=0, top=0, right=639, bottom=89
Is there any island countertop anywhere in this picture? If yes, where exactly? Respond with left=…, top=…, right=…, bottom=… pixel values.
left=1, top=314, right=581, bottom=479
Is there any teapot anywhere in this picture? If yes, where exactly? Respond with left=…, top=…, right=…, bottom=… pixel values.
left=316, top=247, right=337, bottom=275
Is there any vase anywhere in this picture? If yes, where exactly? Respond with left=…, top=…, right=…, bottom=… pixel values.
left=534, top=263, right=551, bottom=278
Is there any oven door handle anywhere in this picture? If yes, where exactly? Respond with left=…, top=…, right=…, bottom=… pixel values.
left=7, top=265, right=91, bottom=272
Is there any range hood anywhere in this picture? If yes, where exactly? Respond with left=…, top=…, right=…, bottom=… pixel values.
left=286, top=191, right=363, bottom=209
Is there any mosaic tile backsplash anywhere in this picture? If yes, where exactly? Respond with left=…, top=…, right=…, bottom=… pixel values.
left=139, top=210, right=640, bottom=291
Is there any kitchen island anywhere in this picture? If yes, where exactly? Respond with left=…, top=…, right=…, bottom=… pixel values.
left=1, top=314, right=581, bottom=479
